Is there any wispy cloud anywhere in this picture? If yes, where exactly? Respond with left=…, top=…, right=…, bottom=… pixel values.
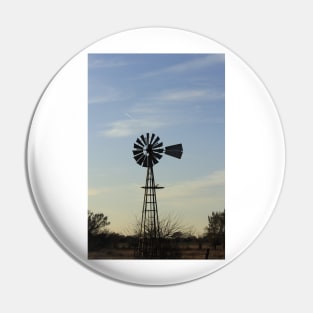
left=141, top=54, right=224, bottom=78
left=98, top=86, right=224, bottom=137
left=88, top=187, right=112, bottom=196
left=156, top=170, right=225, bottom=234
left=154, top=88, right=224, bottom=102
left=101, top=118, right=165, bottom=138
left=160, top=170, right=225, bottom=201
left=89, top=86, right=132, bottom=104
left=89, top=56, right=129, bottom=69
left=130, top=102, right=167, bottom=115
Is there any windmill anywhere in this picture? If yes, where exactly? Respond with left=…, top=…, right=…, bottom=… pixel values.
left=132, top=133, right=183, bottom=258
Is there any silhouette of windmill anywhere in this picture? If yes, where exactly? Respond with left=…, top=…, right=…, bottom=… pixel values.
left=132, top=133, right=183, bottom=258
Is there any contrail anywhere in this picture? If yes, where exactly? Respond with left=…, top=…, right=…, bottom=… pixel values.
left=124, top=112, right=134, bottom=120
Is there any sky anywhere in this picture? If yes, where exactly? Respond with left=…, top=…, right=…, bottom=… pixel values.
left=88, top=54, right=225, bottom=236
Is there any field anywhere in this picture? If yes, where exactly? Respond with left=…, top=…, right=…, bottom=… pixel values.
left=88, top=240, right=225, bottom=260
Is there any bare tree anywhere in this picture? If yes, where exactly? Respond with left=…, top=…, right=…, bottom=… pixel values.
left=159, top=214, right=185, bottom=238
left=130, top=213, right=191, bottom=239
left=88, top=211, right=110, bottom=236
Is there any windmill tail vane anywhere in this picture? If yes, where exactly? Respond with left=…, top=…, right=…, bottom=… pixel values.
left=132, top=132, right=183, bottom=258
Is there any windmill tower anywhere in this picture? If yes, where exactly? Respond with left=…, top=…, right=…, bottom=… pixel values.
left=132, top=133, right=183, bottom=258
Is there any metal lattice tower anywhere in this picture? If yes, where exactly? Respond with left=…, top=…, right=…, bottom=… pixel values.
left=132, top=133, right=183, bottom=258
left=138, top=166, right=161, bottom=257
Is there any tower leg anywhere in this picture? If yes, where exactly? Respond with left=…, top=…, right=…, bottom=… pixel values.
left=136, top=166, right=160, bottom=258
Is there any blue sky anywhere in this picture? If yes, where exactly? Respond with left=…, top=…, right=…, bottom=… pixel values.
left=88, top=54, right=225, bottom=235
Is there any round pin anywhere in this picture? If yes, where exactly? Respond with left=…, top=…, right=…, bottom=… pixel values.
left=27, top=27, right=285, bottom=286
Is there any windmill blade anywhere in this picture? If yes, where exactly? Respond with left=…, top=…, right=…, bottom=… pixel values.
left=153, top=148, right=164, bottom=154
left=150, top=133, right=155, bottom=145
left=142, top=155, right=149, bottom=167
left=153, top=152, right=163, bottom=160
left=165, top=144, right=183, bottom=159
left=151, top=154, right=159, bottom=166
left=133, top=149, right=143, bottom=156
left=134, top=152, right=145, bottom=164
left=136, top=138, right=144, bottom=147
left=138, top=155, right=146, bottom=166
left=136, top=153, right=146, bottom=166
left=140, top=134, right=147, bottom=145
left=153, top=142, right=163, bottom=149
left=151, top=136, right=160, bottom=146
left=146, top=133, right=150, bottom=145
left=134, top=143, right=143, bottom=150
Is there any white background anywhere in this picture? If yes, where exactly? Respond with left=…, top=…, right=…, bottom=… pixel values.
left=0, top=1, right=311, bottom=312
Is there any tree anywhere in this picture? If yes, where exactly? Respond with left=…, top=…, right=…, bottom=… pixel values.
left=130, top=214, right=194, bottom=259
left=159, top=214, right=187, bottom=239
left=131, top=214, right=189, bottom=239
left=88, top=211, right=110, bottom=236
left=206, top=210, right=225, bottom=249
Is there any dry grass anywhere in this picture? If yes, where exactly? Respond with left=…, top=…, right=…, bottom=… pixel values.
left=88, top=241, right=224, bottom=260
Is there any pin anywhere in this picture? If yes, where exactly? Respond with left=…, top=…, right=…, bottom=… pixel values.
left=27, top=28, right=285, bottom=286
